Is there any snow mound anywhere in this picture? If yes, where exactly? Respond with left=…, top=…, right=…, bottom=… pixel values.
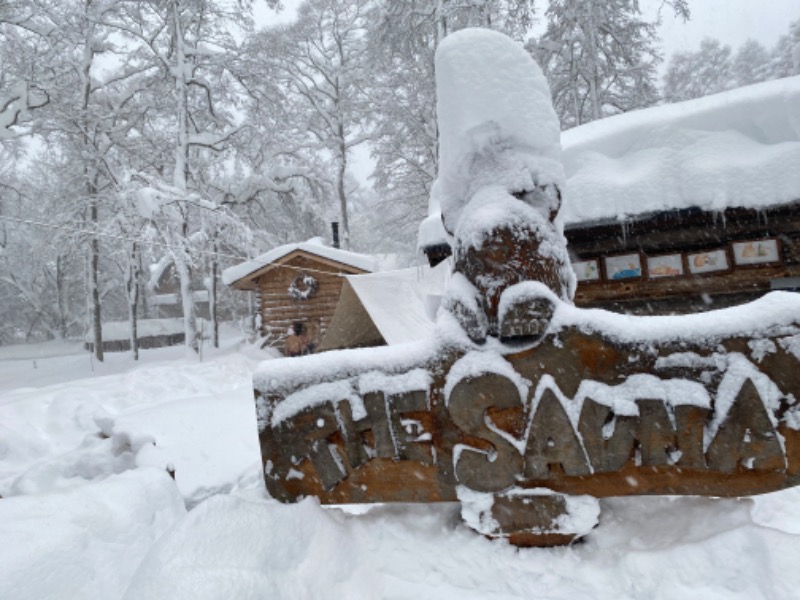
left=0, top=353, right=260, bottom=503
left=0, top=469, right=185, bottom=600
left=562, top=76, right=800, bottom=224
left=123, top=491, right=800, bottom=600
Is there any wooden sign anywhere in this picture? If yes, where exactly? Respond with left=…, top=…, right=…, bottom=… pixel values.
left=254, top=292, right=800, bottom=545
left=250, top=29, right=800, bottom=547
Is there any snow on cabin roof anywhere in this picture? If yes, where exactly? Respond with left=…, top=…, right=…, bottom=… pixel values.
left=560, top=75, right=800, bottom=226
left=222, top=239, right=377, bottom=287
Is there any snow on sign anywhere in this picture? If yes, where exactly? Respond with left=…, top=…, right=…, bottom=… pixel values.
left=253, top=29, right=800, bottom=547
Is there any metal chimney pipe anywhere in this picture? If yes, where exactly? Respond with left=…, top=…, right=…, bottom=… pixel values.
left=331, top=222, right=340, bottom=249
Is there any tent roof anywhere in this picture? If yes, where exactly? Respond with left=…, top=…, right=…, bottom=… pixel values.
left=320, top=261, right=450, bottom=351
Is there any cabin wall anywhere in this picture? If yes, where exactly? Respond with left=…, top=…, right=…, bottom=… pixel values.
left=567, top=203, right=800, bottom=314
left=256, top=255, right=358, bottom=353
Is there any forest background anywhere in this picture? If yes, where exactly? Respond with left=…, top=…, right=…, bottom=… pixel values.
left=1, top=0, right=798, bottom=356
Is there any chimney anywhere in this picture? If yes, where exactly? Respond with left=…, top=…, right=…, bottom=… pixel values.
left=331, top=222, right=340, bottom=249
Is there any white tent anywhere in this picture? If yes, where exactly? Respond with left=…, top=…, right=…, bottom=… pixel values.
left=319, top=261, right=450, bottom=351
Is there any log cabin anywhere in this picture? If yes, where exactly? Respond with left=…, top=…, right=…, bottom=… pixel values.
left=222, top=239, right=376, bottom=354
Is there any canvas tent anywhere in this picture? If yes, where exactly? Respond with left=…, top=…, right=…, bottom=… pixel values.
left=319, top=261, right=450, bottom=351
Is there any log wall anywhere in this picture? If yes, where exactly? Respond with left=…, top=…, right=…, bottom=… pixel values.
left=567, top=202, right=800, bottom=314
left=256, top=254, right=364, bottom=354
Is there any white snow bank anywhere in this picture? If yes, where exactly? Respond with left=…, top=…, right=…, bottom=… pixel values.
left=222, top=238, right=376, bottom=286
left=109, top=392, right=262, bottom=506
left=561, top=76, right=800, bottom=225
left=0, top=353, right=260, bottom=502
left=436, top=28, right=563, bottom=233
left=0, top=469, right=185, bottom=600
left=124, top=490, right=800, bottom=600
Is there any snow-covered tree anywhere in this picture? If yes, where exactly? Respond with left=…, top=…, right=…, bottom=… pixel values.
left=769, top=18, right=800, bottom=78
left=663, top=38, right=733, bottom=103
left=104, top=0, right=258, bottom=353
left=531, top=0, right=663, bottom=129
left=1, top=0, right=163, bottom=360
left=246, top=0, right=372, bottom=250
left=732, top=39, right=772, bottom=88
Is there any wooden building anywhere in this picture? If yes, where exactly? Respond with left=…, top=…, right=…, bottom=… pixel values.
left=84, top=318, right=186, bottom=352
left=419, top=76, right=800, bottom=315
left=223, top=241, right=375, bottom=354
left=566, top=202, right=800, bottom=314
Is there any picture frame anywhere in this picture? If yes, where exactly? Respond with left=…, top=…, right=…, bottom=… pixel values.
left=573, top=259, right=601, bottom=282
left=687, top=249, right=730, bottom=275
left=731, top=239, right=781, bottom=266
left=604, top=253, right=642, bottom=281
left=646, top=254, right=684, bottom=279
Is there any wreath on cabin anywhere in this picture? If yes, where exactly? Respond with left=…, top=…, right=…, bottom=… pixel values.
left=288, top=273, right=318, bottom=301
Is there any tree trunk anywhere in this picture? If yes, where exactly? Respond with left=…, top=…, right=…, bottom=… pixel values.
left=337, top=123, right=349, bottom=250
left=127, top=242, right=139, bottom=360
left=81, top=3, right=103, bottom=362
left=210, top=241, right=219, bottom=348
left=583, top=1, right=602, bottom=122
left=89, top=199, right=104, bottom=362
left=171, top=1, right=196, bottom=354
left=175, top=257, right=198, bottom=354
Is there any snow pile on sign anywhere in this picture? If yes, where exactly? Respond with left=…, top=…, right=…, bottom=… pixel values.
left=561, top=75, right=800, bottom=225
left=435, top=28, right=564, bottom=234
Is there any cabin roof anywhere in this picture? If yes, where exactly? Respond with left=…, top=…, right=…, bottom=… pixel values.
left=222, top=240, right=377, bottom=289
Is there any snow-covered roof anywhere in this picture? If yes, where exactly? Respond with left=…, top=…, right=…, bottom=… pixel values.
left=320, top=261, right=450, bottom=351
left=347, top=262, right=449, bottom=345
left=417, top=75, right=800, bottom=250
left=561, top=75, right=800, bottom=226
left=222, top=238, right=377, bottom=287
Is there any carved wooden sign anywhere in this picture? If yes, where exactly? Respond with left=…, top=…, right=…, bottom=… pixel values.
left=255, top=297, right=800, bottom=545
left=250, top=29, right=800, bottom=546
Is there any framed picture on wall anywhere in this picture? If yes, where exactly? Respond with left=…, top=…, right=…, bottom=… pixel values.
left=573, top=259, right=601, bottom=282
left=687, top=249, right=729, bottom=274
left=646, top=254, right=684, bottom=278
left=605, top=254, right=642, bottom=280
left=731, top=239, right=781, bottom=266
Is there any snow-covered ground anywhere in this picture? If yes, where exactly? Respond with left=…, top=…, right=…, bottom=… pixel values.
left=3, top=331, right=800, bottom=599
